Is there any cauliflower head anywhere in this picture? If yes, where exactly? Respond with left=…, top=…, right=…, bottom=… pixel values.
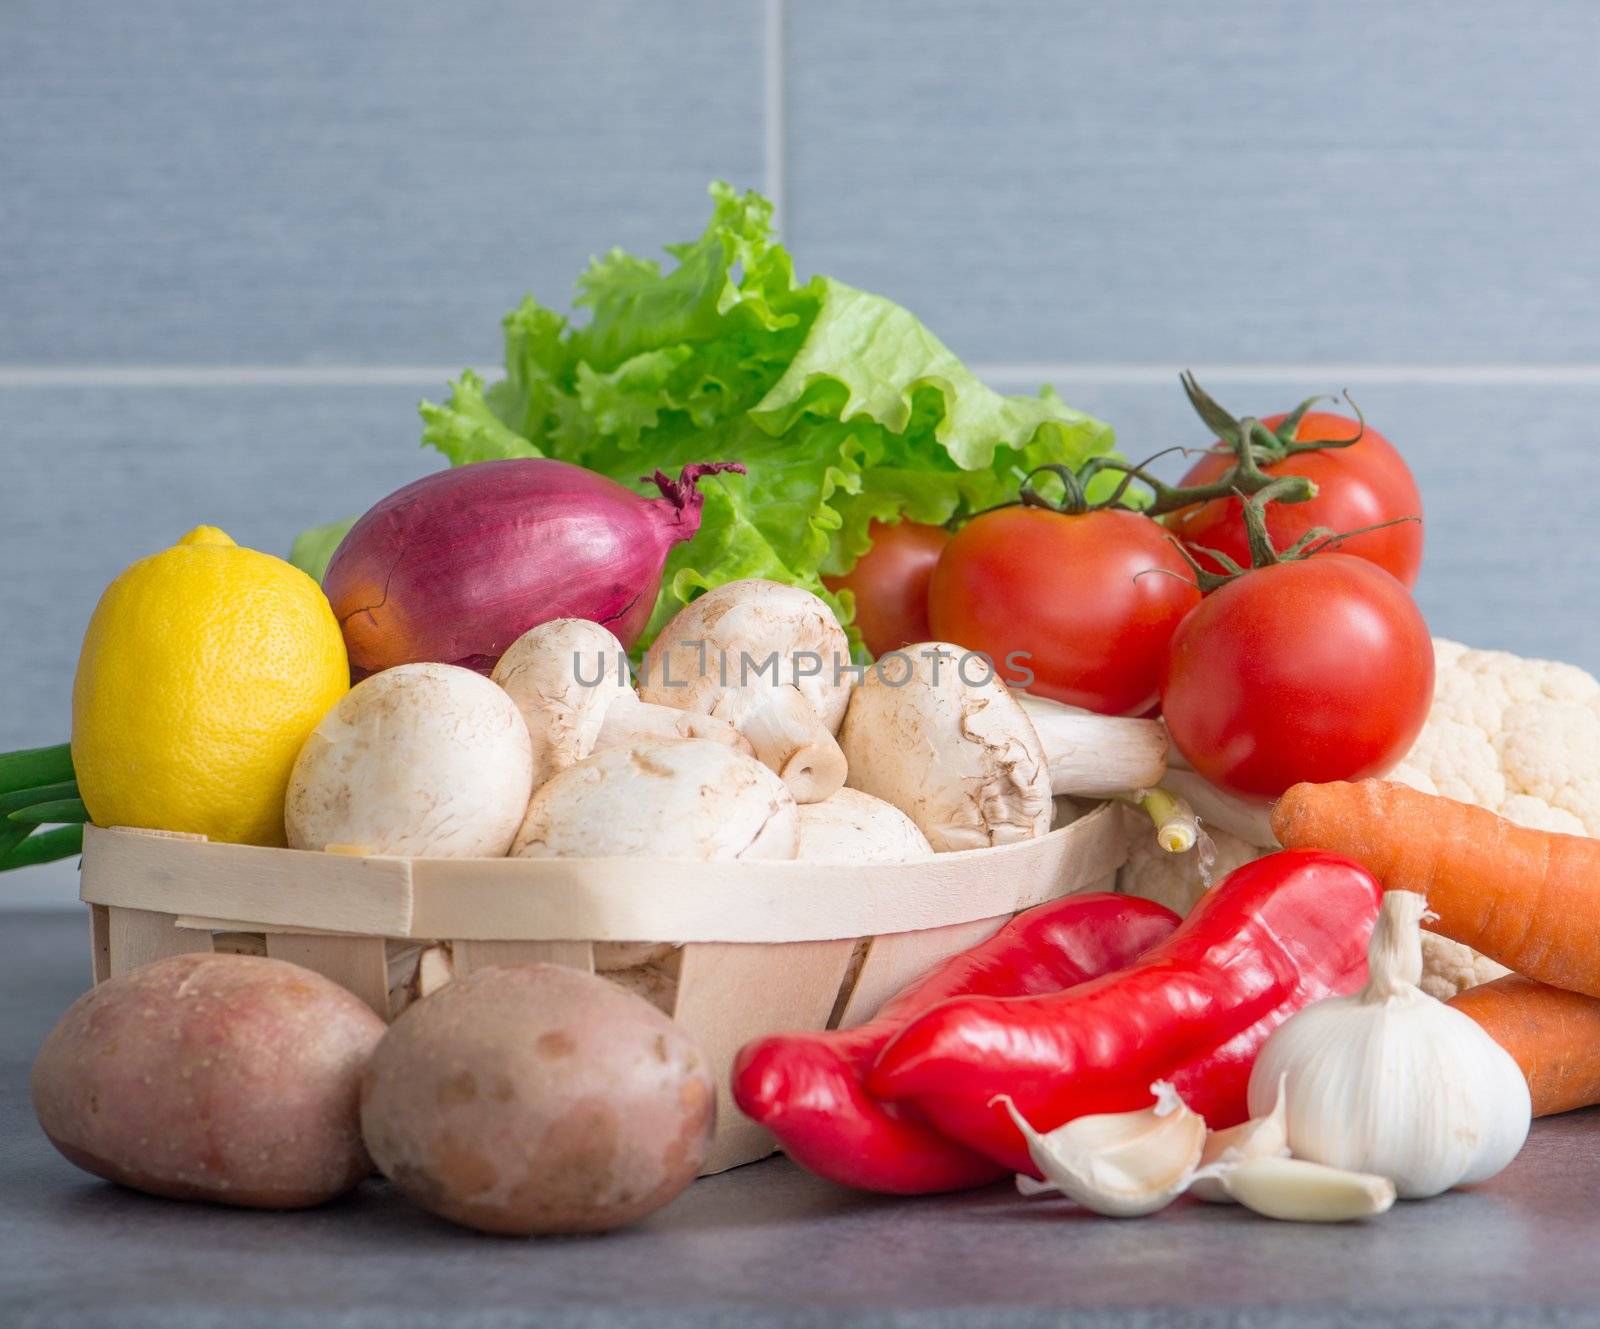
left=1392, top=639, right=1600, bottom=837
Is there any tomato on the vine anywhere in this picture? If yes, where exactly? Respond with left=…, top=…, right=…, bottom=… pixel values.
left=824, top=520, right=949, bottom=659
left=1166, top=409, right=1424, bottom=588
left=1160, top=554, right=1432, bottom=798
left=928, top=506, right=1200, bottom=716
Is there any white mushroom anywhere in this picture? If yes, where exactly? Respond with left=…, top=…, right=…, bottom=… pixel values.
left=796, top=788, right=935, bottom=863
left=838, top=644, right=1169, bottom=852
left=491, top=618, right=751, bottom=788
left=511, top=738, right=800, bottom=861
left=638, top=579, right=853, bottom=803
left=513, top=736, right=801, bottom=994
left=286, top=663, right=534, bottom=857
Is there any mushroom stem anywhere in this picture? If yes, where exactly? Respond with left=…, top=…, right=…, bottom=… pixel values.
left=1011, top=692, right=1169, bottom=797
left=592, top=697, right=754, bottom=757
left=726, top=686, right=849, bottom=805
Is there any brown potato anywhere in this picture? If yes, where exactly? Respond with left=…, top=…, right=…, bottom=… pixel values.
left=31, top=952, right=385, bottom=1208
left=361, top=964, right=714, bottom=1235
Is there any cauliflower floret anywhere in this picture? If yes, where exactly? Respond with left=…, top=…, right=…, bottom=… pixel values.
left=1396, top=718, right=1505, bottom=808
left=1431, top=641, right=1600, bottom=733
left=1385, top=762, right=1438, bottom=796
left=1495, top=700, right=1600, bottom=837
left=1498, top=793, right=1585, bottom=836
left=1399, top=639, right=1600, bottom=994
left=1418, top=933, right=1511, bottom=1002
left=1407, top=640, right=1600, bottom=835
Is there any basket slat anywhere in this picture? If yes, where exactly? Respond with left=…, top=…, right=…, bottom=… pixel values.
left=452, top=939, right=596, bottom=976
left=264, top=933, right=392, bottom=1018
left=81, top=805, right=1128, bottom=943
left=89, top=905, right=112, bottom=985
left=173, top=916, right=370, bottom=938
left=106, top=907, right=213, bottom=976
left=674, top=938, right=861, bottom=1174
left=82, top=826, right=414, bottom=936
left=406, top=803, right=1126, bottom=941
left=835, top=914, right=1009, bottom=1030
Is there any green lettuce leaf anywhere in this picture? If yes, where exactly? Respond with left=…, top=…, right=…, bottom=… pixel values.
left=289, top=516, right=359, bottom=583
left=315, top=182, right=1119, bottom=651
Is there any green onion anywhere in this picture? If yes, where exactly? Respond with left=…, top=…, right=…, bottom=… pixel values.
left=0, top=742, right=74, bottom=796
left=7, top=798, right=89, bottom=826
left=0, top=821, right=30, bottom=861
left=0, top=780, right=78, bottom=817
left=0, top=824, right=83, bottom=870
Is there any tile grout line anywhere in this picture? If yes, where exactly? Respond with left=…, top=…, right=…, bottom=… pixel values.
left=763, top=0, right=787, bottom=238
left=975, top=364, right=1600, bottom=387
left=5, top=363, right=1600, bottom=389
left=0, top=366, right=468, bottom=387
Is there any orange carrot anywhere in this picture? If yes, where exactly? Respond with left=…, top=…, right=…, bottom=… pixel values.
left=1450, top=975, right=1600, bottom=1116
left=1272, top=780, right=1600, bottom=998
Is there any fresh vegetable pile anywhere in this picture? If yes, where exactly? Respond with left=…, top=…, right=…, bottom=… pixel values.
left=293, top=183, right=1119, bottom=653
left=10, top=182, right=1598, bottom=1240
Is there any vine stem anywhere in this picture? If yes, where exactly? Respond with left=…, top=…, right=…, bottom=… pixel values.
left=979, top=372, right=1370, bottom=522
left=1168, top=478, right=1421, bottom=592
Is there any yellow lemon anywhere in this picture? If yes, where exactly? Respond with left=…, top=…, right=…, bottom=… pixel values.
left=71, top=526, right=349, bottom=846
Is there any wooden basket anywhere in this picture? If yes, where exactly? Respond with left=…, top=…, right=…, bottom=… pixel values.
left=78, top=805, right=1129, bottom=1174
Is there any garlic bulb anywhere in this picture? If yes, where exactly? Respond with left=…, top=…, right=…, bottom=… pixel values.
left=1247, top=891, right=1531, bottom=1199
left=1191, top=1074, right=1289, bottom=1204
left=995, top=1082, right=1207, bottom=1218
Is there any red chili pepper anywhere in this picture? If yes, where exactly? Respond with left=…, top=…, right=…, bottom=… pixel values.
left=731, top=893, right=1180, bottom=1194
left=867, top=849, right=1382, bottom=1175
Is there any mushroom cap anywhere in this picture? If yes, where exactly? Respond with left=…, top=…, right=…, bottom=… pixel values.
left=639, top=579, right=853, bottom=733
left=511, top=738, right=800, bottom=861
left=796, top=788, right=935, bottom=863
left=838, top=643, right=1053, bottom=852
left=491, top=619, right=633, bottom=785
left=286, top=662, right=534, bottom=857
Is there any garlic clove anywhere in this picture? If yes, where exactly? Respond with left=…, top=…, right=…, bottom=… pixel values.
left=1220, top=1157, right=1396, bottom=1222
left=996, top=1082, right=1207, bottom=1218
left=1191, top=1074, right=1290, bottom=1204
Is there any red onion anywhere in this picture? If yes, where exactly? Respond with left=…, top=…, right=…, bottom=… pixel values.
left=323, top=459, right=744, bottom=674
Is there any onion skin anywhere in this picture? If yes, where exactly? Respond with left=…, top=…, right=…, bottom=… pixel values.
left=324, top=459, right=742, bottom=674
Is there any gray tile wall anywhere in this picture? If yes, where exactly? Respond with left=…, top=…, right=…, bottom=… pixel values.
left=4, top=0, right=1596, bottom=904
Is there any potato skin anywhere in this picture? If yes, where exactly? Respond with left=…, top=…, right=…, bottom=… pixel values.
left=361, top=964, right=714, bottom=1235
left=31, top=953, right=385, bottom=1208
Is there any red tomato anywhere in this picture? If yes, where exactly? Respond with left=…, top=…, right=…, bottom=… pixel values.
left=824, top=521, right=949, bottom=659
left=928, top=507, right=1200, bottom=716
left=1160, top=555, right=1433, bottom=798
left=1167, top=411, right=1424, bottom=588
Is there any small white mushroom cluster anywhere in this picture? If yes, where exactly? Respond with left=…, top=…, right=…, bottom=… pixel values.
left=282, top=578, right=1173, bottom=1008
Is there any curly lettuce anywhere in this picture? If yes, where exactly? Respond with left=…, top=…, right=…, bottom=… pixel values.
left=298, top=182, right=1117, bottom=650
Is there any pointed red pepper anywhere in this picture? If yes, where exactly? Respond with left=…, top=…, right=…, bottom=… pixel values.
left=868, top=849, right=1382, bottom=1175
left=731, top=893, right=1180, bottom=1194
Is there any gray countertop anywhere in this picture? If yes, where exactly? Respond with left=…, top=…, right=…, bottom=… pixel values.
left=6, top=909, right=1600, bottom=1329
